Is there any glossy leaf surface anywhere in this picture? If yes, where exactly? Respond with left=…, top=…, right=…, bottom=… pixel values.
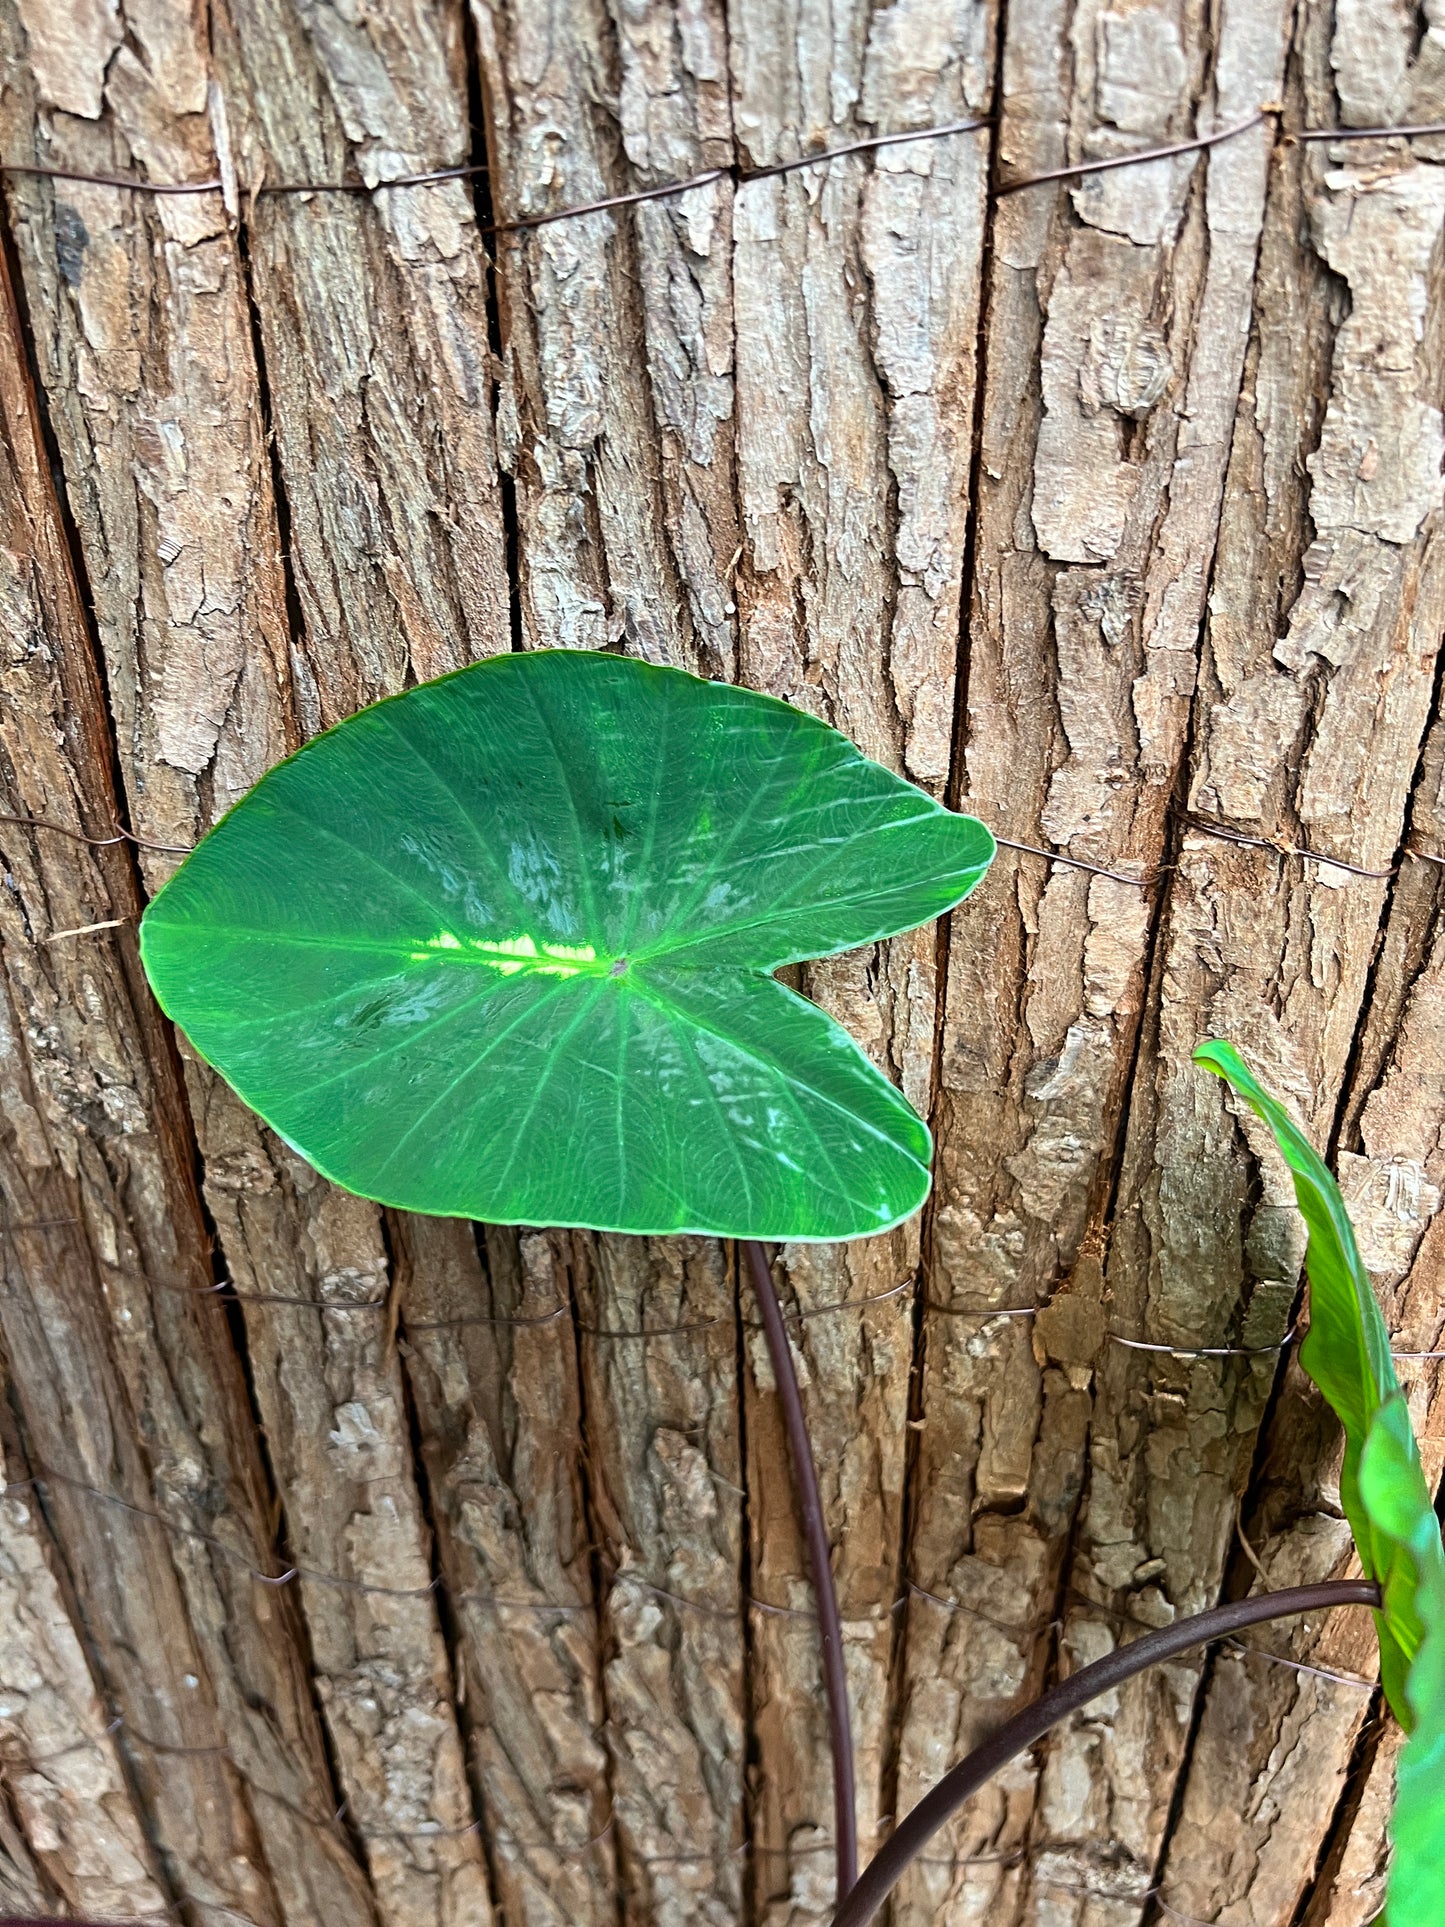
left=1373, top=1393, right=1445, bottom=1924
left=141, top=650, right=994, bottom=1240
left=1194, top=1040, right=1442, bottom=1722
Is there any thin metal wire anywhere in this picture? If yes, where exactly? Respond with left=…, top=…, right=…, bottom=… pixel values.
left=1151, top=1896, right=1217, bottom=1927
left=31, top=1711, right=496, bottom=1850
left=490, top=1816, right=615, bottom=1859
left=5, top=805, right=1438, bottom=905
left=1296, top=119, right=1445, bottom=141
left=14, top=1715, right=124, bottom=1765
left=0, top=808, right=192, bottom=854
left=990, top=834, right=1154, bottom=888
left=151, top=1276, right=392, bottom=1311
left=7, top=1467, right=439, bottom=1598
left=345, top=1812, right=484, bottom=1841
left=79, top=1271, right=912, bottom=1330
left=432, top=1278, right=914, bottom=1338
left=1222, top=1636, right=1375, bottom=1690
left=405, top=1303, right=571, bottom=1331
left=611, top=1572, right=737, bottom=1618
left=922, top=1300, right=1040, bottom=1319
left=995, top=108, right=1270, bottom=194
left=0, top=118, right=992, bottom=211
left=5, top=1251, right=571, bottom=1326
left=457, top=1588, right=591, bottom=1616
left=1180, top=814, right=1397, bottom=879
left=902, top=1580, right=1045, bottom=1640
left=746, top=1838, right=1027, bottom=1873
left=262, top=160, right=491, bottom=196
left=4, top=787, right=1438, bottom=918
left=754, top=1277, right=915, bottom=1327
left=12, top=109, right=1445, bottom=222
left=742, top=119, right=993, bottom=179
left=749, top=1591, right=824, bottom=1620
left=1108, top=1325, right=1296, bottom=1359
left=578, top=1311, right=728, bottom=1339
left=0, top=160, right=224, bottom=193
left=480, top=119, right=996, bottom=234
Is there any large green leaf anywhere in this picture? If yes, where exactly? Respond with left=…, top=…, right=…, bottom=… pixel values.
left=141, top=650, right=994, bottom=1241
left=1193, top=1040, right=1442, bottom=1723
left=1357, top=1398, right=1445, bottom=1927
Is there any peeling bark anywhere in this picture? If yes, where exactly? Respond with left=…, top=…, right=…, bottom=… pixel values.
left=0, top=1398, right=167, bottom=1922
left=3, top=2, right=1445, bottom=1923
left=726, top=7, right=996, bottom=1913
left=0, top=209, right=373, bottom=1927
left=394, top=1218, right=618, bottom=1927
left=1009, top=6, right=1445, bottom=1918
left=892, top=4, right=1291, bottom=1921
left=573, top=1235, right=746, bottom=1927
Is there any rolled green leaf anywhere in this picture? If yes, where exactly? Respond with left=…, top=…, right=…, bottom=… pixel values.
left=141, top=650, right=995, bottom=1241
left=1192, top=1040, right=1430, bottom=1718
left=1358, top=1398, right=1445, bottom=1927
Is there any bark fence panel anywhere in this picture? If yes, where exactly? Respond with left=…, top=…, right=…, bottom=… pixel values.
left=0, top=2, right=1442, bottom=1924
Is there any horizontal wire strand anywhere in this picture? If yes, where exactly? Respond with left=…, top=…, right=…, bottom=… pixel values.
left=5, top=808, right=1445, bottom=901
left=1108, top=1325, right=1297, bottom=1359
left=10, top=109, right=1445, bottom=206
left=1178, top=813, right=1399, bottom=879
left=1294, top=118, right=1445, bottom=141
left=994, top=106, right=1270, bottom=194
left=0, top=118, right=991, bottom=207
left=0, top=809, right=191, bottom=853
left=2, top=1227, right=1430, bottom=1365
left=1222, top=1636, right=1375, bottom=1690
left=6, top=1466, right=438, bottom=1597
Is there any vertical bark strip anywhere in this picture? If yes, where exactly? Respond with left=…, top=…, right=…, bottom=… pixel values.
left=573, top=1236, right=746, bottom=1927
left=3, top=3, right=504, bottom=1919
left=1010, top=6, right=1445, bottom=1919
left=473, top=0, right=735, bottom=673
left=394, top=1218, right=619, bottom=1927
left=0, top=210, right=373, bottom=1927
left=725, top=8, right=996, bottom=1918
left=892, top=4, right=1290, bottom=1920
left=1152, top=9, right=1445, bottom=1909
left=212, top=0, right=512, bottom=716
left=0, top=1387, right=169, bottom=1921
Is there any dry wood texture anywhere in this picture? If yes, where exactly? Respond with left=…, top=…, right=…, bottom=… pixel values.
left=1, top=2, right=1444, bottom=1925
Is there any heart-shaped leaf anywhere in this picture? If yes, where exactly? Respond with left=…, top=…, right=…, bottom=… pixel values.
left=141, top=651, right=994, bottom=1240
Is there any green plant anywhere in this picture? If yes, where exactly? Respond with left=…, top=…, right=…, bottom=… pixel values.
left=141, top=649, right=993, bottom=1242
left=139, top=646, right=996, bottom=1898
left=137, top=655, right=1443, bottom=1926
left=1195, top=1042, right=1445, bottom=1927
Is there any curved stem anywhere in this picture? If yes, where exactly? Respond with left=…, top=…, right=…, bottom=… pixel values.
left=831, top=1577, right=1382, bottom=1927
left=743, top=1239, right=859, bottom=1901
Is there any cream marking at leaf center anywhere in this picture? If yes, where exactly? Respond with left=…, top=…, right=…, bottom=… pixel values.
left=408, top=932, right=605, bottom=978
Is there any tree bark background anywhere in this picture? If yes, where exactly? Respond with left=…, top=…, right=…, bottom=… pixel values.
left=0, top=1, right=1442, bottom=1925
